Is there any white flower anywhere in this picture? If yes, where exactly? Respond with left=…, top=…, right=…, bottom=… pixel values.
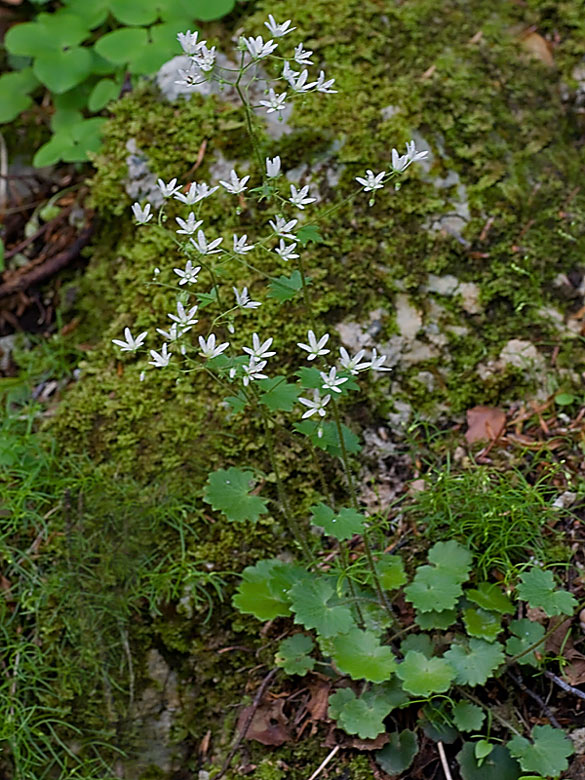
left=193, top=43, right=216, bottom=72
left=287, top=69, right=314, bottom=93
left=355, top=170, right=385, bottom=192
left=112, top=327, right=147, bottom=352
left=168, top=302, right=198, bottom=328
left=314, top=71, right=337, bottom=93
left=175, top=63, right=200, bottom=87
left=219, top=169, right=250, bottom=194
left=406, top=140, right=429, bottom=164
left=194, top=181, right=219, bottom=201
left=298, top=390, right=331, bottom=419
left=275, top=239, right=299, bottom=261
left=264, top=14, right=295, bottom=37
left=370, top=348, right=392, bottom=371
left=294, top=42, right=313, bottom=66
left=242, top=357, right=268, bottom=386
left=156, top=323, right=181, bottom=341
left=177, top=30, right=202, bottom=55
left=199, top=334, right=229, bottom=358
left=175, top=213, right=203, bottom=235
left=289, top=183, right=316, bottom=209
left=245, top=35, right=278, bottom=59
left=233, top=286, right=261, bottom=309
left=173, top=260, right=201, bottom=285
left=282, top=60, right=299, bottom=82
left=131, top=202, right=152, bottom=224
left=339, top=347, right=370, bottom=374
left=259, top=88, right=288, bottom=113
left=269, top=215, right=297, bottom=239
left=320, top=366, right=348, bottom=393
left=157, top=178, right=180, bottom=197
left=174, top=183, right=198, bottom=205
left=266, top=156, right=281, bottom=178
left=232, top=234, right=255, bottom=254
left=297, top=330, right=330, bottom=360
left=391, top=147, right=410, bottom=173
left=149, top=343, right=171, bottom=368
left=190, top=229, right=223, bottom=255
left=243, top=333, right=276, bottom=360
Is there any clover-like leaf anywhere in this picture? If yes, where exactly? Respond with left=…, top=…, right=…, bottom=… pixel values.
left=275, top=634, right=315, bottom=676
left=232, top=559, right=300, bottom=620
left=332, top=628, right=396, bottom=682
left=516, top=568, right=577, bottom=617
left=94, top=27, right=149, bottom=65
left=0, top=69, right=39, bottom=123
left=258, top=377, right=301, bottom=412
left=396, top=651, right=455, bottom=696
left=428, top=540, right=473, bottom=582
left=457, top=742, right=521, bottom=780
left=203, top=467, right=268, bottom=523
left=334, top=688, right=394, bottom=739
left=376, top=555, right=407, bottom=590
left=463, top=608, right=502, bottom=642
left=290, top=578, right=355, bottom=638
left=444, top=638, right=504, bottom=686
left=451, top=701, right=485, bottom=732
left=375, top=730, right=418, bottom=774
left=505, top=619, right=545, bottom=666
left=466, top=583, right=513, bottom=614
left=415, top=608, right=457, bottom=630
left=405, top=565, right=463, bottom=612
left=508, top=725, right=573, bottom=777
left=310, top=504, right=365, bottom=541
left=33, top=47, right=92, bottom=93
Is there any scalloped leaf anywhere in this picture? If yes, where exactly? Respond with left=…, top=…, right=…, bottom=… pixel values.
left=463, top=608, right=502, bottom=642
left=457, top=742, right=521, bottom=780
left=428, top=540, right=473, bottom=582
left=310, top=504, right=365, bottom=541
left=508, top=725, right=573, bottom=777
left=396, top=651, right=455, bottom=696
left=466, top=583, right=513, bottom=614
left=444, top=639, right=505, bottom=686
left=505, top=619, right=545, bottom=666
left=203, top=467, right=268, bottom=523
left=415, top=608, right=457, bottom=630
left=290, top=578, right=355, bottom=638
left=375, top=730, right=418, bottom=774
left=332, top=688, right=394, bottom=739
left=232, top=559, right=301, bottom=620
left=258, top=377, right=301, bottom=412
left=404, top=565, right=463, bottom=612
left=516, top=568, right=577, bottom=617
left=376, top=555, right=407, bottom=590
left=452, top=701, right=485, bottom=732
left=332, top=628, right=396, bottom=682
left=275, top=634, right=315, bottom=676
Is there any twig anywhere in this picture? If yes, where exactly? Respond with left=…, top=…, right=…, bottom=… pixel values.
left=543, top=670, right=585, bottom=701
left=0, top=222, right=93, bottom=297
left=306, top=745, right=340, bottom=780
left=437, top=741, right=454, bottom=780
left=4, top=204, right=73, bottom=260
left=211, top=668, right=277, bottom=780
left=506, top=669, right=561, bottom=728
left=0, top=131, right=7, bottom=215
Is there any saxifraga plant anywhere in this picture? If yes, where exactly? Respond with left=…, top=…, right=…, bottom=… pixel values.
left=110, top=15, right=579, bottom=780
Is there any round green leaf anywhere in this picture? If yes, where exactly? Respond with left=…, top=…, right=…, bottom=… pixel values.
left=508, top=725, right=573, bottom=777
left=34, top=135, right=74, bottom=167
left=203, top=467, right=268, bottom=523
left=191, top=0, right=235, bottom=21
left=232, top=559, right=297, bottom=621
left=310, top=503, right=365, bottom=541
left=34, top=47, right=92, bottom=93
left=332, top=628, right=396, bottom=682
left=50, top=108, right=84, bottom=132
left=290, top=578, right=355, bottom=638
left=36, top=12, right=89, bottom=47
left=376, top=555, right=407, bottom=590
left=517, top=568, right=577, bottom=617
left=5, top=22, right=54, bottom=56
left=444, top=639, right=505, bottom=686
left=88, top=78, right=120, bottom=112
left=396, top=651, right=455, bottom=696
left=336, top=689, right=394, bottom=739
left=109, top=0, right=160, bottom=25
left=451, top=701, right=485, bottom=732
left=0, top=70, right=39, bottom=123
left=94, top=28, right=149, bottom=65
left=275, top=634, right=315, bottom=676
left=415, top=609, right=457, bottom=630
left=428, top=540, right=473, bottom=582
left=466, top=583, right=513, bottom=614
left=463, top=608, right=502, bottom=642
left=63, top=0, right=110, bottom=29
left=457, top=742, right=521, bottom=780
left=404, top=565, right=463, bottom=612
left=505, top=619, right=545, bottom=666
left=376, top=730, right=418, bottom=775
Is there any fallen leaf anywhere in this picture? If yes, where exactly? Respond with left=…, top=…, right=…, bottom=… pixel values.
left=520, top=31, right=554, bottom=67
left=465, top=406, right=506, bottom=443
left=238, top=699, right=291, bottom=746
left=349, top=733, right=390, bottom=750
left=306, top=679, right=331, bottom=721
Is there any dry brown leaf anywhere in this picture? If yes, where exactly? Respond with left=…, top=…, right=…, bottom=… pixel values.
left=465, top=406, right=506, bottom=443
left=520, top=31, right=554, bottom=67
left=238, top=699, right=291, bottom=746
left=306, top=679, right=331, bottom=722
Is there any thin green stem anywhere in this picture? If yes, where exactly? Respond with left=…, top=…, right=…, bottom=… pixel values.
left=329, top=396, right=394, bottom=619
left=295, top=253, right=317, bottom=332
left=259, top=406, right=312, bottom=562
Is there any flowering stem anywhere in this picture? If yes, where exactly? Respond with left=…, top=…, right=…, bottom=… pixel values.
left=329, top=396, right=394, bottom=618
left=259, top=406, right=312, bottom=562
left=234, top=79, right=265, bottom=174
left=295, top=253, right=317, bottom=333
